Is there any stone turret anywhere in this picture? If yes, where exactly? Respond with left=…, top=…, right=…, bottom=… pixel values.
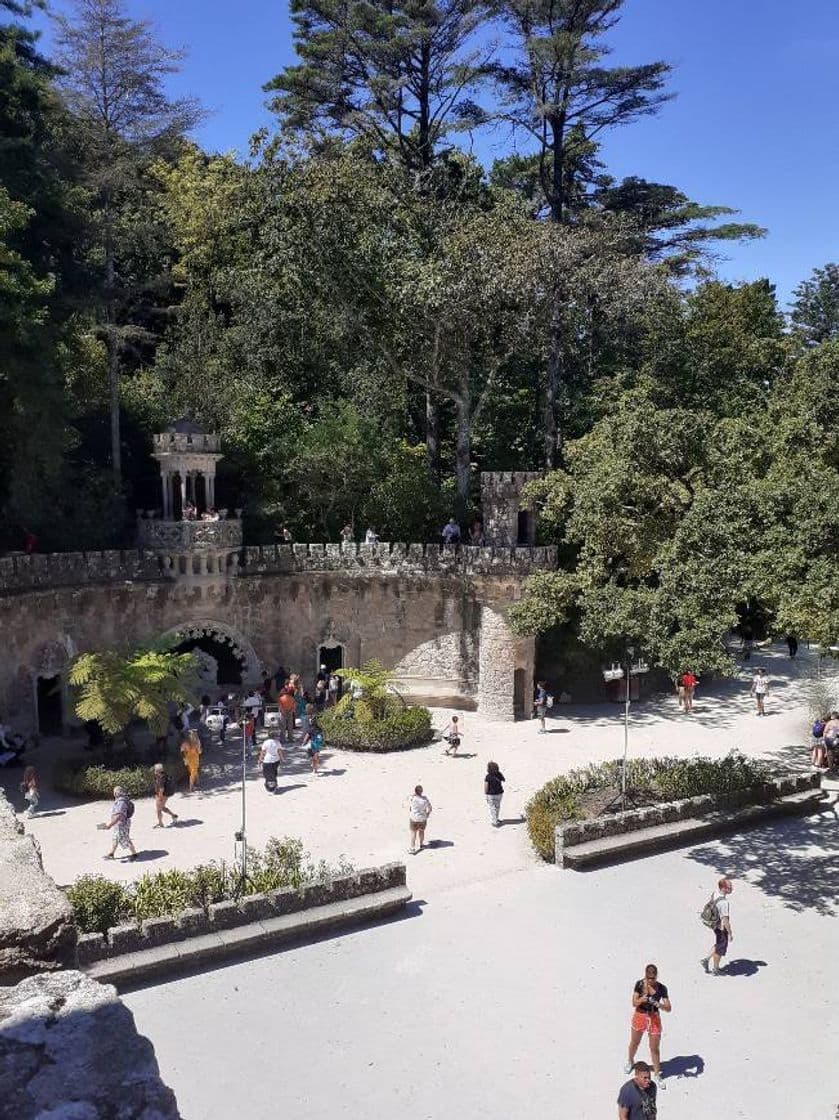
left=480, top=471, right=542, bottom=547
left=136, top=417, right=242, bottom=581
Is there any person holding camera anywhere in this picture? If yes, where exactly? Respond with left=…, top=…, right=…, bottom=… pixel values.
left=625, top=963, right=671, bottom=1089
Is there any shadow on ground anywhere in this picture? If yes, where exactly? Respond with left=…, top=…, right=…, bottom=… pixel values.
left=686, top=808, right=839, bottom=915
left=661, top=1054, right=705, bottom=1079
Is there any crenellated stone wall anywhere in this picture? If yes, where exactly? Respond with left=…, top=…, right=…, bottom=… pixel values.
left=0, top=542, right=553, bottom=727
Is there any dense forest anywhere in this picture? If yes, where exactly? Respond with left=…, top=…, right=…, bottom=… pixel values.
left=2, top=0, right=837, bottom=672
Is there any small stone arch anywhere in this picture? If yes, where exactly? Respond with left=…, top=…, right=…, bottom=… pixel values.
left=160, top=620, right=262, bottom=686
left=30, top=634, right=77, bottom=735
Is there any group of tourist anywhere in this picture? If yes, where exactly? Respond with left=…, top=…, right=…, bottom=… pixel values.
left=618, top=878, right=735, bottom=1115
left=335, top=518, right=488, bottom=548
left=811, top=711, right=839, bottom=769
left=181, top=503, right=221, bottom=521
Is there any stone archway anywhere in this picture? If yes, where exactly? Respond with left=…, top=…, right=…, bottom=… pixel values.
left=30, top=635, right=76, bottom=735
left=160, top=620, right=262, bottom=686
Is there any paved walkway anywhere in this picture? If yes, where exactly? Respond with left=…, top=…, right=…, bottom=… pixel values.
left=7, top=644, right=837, bottom=1117
left=10, top=645, right=834, bottom=902
left=123, top=805, right=838, bottom=1120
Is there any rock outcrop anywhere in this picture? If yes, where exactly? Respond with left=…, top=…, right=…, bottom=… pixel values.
left=0, top=792, right=76, bottom=985
left=0, top=970, right=181, bottom=1119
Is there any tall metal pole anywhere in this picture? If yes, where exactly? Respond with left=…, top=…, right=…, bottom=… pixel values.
left=622, top=647, right=633, bottom=811
left=240, top=720, right=247, bottom=884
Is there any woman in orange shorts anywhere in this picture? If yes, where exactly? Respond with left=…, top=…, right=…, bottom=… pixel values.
left=625, top=963, right=671, bottom=1088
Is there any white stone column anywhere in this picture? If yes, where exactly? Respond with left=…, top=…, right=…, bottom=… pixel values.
left=207, top=474, right=215, bottom=509
left=179, top=473, right=186, bottom=517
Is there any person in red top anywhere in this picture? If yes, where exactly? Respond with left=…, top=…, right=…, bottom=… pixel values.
left=680, top=670, right=698, bottom=713
left=277, top=688, right=296, bottom=740
left=23, top=528, right=37, bottom=555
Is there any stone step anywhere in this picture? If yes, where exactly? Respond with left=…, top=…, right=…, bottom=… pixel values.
left=84, top=885, right=412, bottom=989
left=561, top=789, right=830, bottom=870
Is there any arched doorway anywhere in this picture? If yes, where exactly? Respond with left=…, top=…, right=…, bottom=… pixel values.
left=172, top=634, right=243, bottom=686
left=36, top=675, right=63, bottom=735
left=317, top=643, right=344, bottom=675
left=160, top=621, right=262, bottom=688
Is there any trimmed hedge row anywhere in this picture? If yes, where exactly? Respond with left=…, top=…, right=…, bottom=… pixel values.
left=526, top=753, right=770, bottom=862
left=66, top=837, right=353, bottom=934
left=55, top=760, right=155, bottom=799
left=319, top=701, right=433, bottom=752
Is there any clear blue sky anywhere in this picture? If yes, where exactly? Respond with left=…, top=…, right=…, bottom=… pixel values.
left=34, top=0, right=839, bottom=306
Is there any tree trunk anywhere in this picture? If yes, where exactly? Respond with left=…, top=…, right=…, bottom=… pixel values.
left=104, top=223, right=121, bottom=483
left=544, top=301, right=564, bottom=468
left=454, top=392, right=471, bottom=516
left=426, top=390, right=440, bottom=481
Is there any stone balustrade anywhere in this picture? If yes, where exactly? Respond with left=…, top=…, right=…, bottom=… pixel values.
left=0, top=541, right=557, bottom=594
left=153, top=430, right=220, bottom=453
left=240, top=541, right=558, bottom=577
left=137, top=518, right=243, bottom=552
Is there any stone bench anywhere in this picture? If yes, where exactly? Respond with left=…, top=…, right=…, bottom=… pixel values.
left=559, top=787, right=828, bottom=869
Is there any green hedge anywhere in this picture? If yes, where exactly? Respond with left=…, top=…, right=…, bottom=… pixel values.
left=319, top=700, right=433, bottom=752
left=65, top=837, right=354, bottom=934
left=54, top=759, right=156, bottom=799
left=526, top=753, right=770, bottom=862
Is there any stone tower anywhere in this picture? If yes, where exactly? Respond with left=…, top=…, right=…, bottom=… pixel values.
left=136, top=417, right=242, bottom=580
left=480, top=471, right=542, bottom=547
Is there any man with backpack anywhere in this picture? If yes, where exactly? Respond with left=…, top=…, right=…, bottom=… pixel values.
left=152, top=763, right=178, bottom=828
left=700, top=877, right=734, bottom=975
left=99, top=786, right=138, bottom=861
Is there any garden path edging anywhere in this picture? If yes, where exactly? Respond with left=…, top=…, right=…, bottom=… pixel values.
left=554, top=772, right=825, bottom=868
left=78, top=863, right=409, bottom=987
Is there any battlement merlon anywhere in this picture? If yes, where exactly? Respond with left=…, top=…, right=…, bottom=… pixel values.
left=0, top=543, right=557, bottom=593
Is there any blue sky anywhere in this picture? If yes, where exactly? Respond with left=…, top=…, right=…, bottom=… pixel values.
left=34, top=0, right=839, bottom=306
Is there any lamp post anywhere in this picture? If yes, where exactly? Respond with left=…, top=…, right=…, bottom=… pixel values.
left=603, top=647, right=649, bottom=811
left=234, top=715, right=249, bottom=895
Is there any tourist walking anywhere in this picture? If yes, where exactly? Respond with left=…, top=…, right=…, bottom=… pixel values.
left=243, top=689, right=263, bottom=727
left=625, top=963, right=671, bottom=1088
left=257, top=734, right=286, bottom=792
left=340, top=524, right=353, bottom=543
left=442, top=715, right=462, bottom=755
left=20, top=765, right=39, bottom=817
left=618, top=1062, right=658, bottom=1120
left=484, top=762, right=505, bottom=827
left=328, top=672, right=340, bottom=706
left=700, top=877, right=734, bottom=976
left=441, top=517, right=461, bottom=546
left=786, top=633, right=798, bottom=658
left=99, top=786, right=137, bottom=861
left=822, top=711, right=839, bottom=769
left=679, top=670, right=698, bottom=712
left=278, top=687, right=296, bottom=739
left=152, top=763, right=178, bottom=828
left=811, top=715, right=828, bottom=768
left=750, top=667, right=769, bottom=715
left=533, top=681, right=549, bottom=732
left=408, top=785, right=432, bottom=853
left=302, top=723, right=324, bottom=774
left=180, top=729, right=202, bottom=793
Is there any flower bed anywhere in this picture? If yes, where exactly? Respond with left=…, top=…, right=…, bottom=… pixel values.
left=526, top=753, right=771, bottom=862
left=319, top=699, right=433, bottom=752
left=66, top=837, right=352, bottom=934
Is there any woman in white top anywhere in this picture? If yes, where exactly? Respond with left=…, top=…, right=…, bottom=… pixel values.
left=750, top=668, right=769, bottom=715
left=408, top=785, right=432, bottom=853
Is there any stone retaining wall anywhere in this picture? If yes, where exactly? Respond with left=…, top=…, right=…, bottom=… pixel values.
left=554, top=772, right=821, bottom=862
left=76, top=863, right=407, bottom=965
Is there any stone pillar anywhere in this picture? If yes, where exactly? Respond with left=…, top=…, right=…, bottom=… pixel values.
left=477, top=604, right=535, bottom=721
left=179, top=474, right=186, bottom=517
left=207, top=474, right=215, bottom=509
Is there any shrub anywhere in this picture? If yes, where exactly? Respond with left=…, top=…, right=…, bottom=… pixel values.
left=319, top=701, right=433, bottom=752
left=65, top=875, right=132, bottom=935
left=526, top=753, right=770, bottom=862
left=65, top=838, right=353, bottom=933
left=54, top=759, right=154, bottom=800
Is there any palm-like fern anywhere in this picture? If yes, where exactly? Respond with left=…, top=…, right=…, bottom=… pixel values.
left=69, top=649, right=198, bottom=741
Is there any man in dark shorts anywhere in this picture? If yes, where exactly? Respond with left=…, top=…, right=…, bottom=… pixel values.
left=618, top=1061, right=657, bottom=1119
left=701, top=877, right=734, bottom=975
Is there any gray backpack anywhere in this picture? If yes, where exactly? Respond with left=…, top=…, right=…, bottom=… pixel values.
left=699, top=894, right=719, bottom=929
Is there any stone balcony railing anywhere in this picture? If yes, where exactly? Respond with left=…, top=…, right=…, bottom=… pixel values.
left=0, top=541, right=557, bottom=594
left=240, top=541, right=558, bottom=577
left=136, top=518, right=243, bottom=552
left=153, top=431, right=220, bottom=454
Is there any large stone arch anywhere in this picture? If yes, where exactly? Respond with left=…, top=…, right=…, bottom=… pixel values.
left=160, top=620, right=262, bottom=686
